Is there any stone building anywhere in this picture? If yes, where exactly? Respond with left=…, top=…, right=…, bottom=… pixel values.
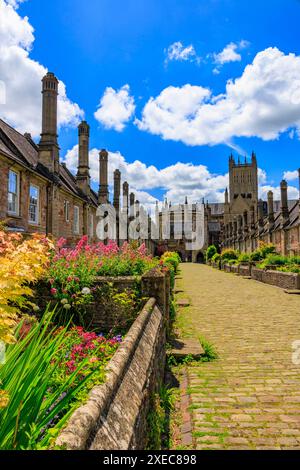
left=156, top=198, right=223, bottom=262
left=223, top=154, right=300, bottom=255
left=0, top=72, right=137, bottom=246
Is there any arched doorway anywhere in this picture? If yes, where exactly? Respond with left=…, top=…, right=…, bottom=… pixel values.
left=196, top=252, right=205, bottom=264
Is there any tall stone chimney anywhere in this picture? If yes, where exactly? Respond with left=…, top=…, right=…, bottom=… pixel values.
left=98, top=149, right=109, bottom=204
left=123, top=181, right=129, bottom=214
left=113, top=169, right=121, bottom=212
left=76, top=121, right=90, bottom=196
left=267, top=190, right=274, bottom=225
left=39, top=72, right=59, bottom=173
left=257, top=199, right=264, bottom=227
left=280, top=180, right=289, bottom=224
left=129, top=192, right=135, bottom=219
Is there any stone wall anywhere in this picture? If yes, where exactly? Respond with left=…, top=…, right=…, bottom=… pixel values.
left=56, top=297, right=166, bottom=450
left=35, top=268, right=170, bottom=332
left=239, top=264, right=251, bottom=277
left=230, top=264, right=239, bottom=274
left=251, top=267, right=300, bottom=290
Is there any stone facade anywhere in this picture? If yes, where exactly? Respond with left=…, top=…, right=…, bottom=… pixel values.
left=223, top=154, right=300, bottom=256
left=0, top=72, right=140, bottom=247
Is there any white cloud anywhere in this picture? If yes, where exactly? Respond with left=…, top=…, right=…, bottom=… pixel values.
left=165, top=41, right=200, bottom=64
left=136, top=47, right=300, bottom=147
left=64, top=144, right=299, bottom=213
left=212, top=40, right=249, bottom=74
left=259, top=184, right=299, bottom=201
left=214, top=42, right=242, bottom=65
left=283, top=170, right=299, bottom=181
left=94, top=85, right=135, bottom=132
left=0, top=0, right=84, bottom=137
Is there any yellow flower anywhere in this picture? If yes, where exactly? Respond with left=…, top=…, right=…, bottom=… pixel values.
left=0, top=390, right=9, bottom=409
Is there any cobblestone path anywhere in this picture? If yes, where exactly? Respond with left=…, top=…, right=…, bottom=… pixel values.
left=176, top=264, right=300, bottom=450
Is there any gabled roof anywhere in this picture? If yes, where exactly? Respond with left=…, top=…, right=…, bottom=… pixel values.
left=0, top=118, right=97, bottom=206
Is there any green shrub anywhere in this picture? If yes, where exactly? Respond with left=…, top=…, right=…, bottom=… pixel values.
left=290, top=256, right=300, bottom=265
left=211, top=253, right=221, bottom=263
left=237, top=253, right=250, bottom=263
left=259, top=242, right=276, bottom=258
left=0, top=309, right=120, bottom=449
left=206, top=245, right=217, bottom=262
left=221, top=249, right=238, bottom=261
left=249, top=250, right=262, bottom=262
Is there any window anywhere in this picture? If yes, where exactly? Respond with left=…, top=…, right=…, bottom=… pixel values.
left=73, top=206, right=79, bottom=234
left=28, top=185, right=39, bottom=224
left=64, top=201, right=70, bottom=222
left=8, top=170, right=19, bottom=215
left=89, top=213, right=94, bottom=238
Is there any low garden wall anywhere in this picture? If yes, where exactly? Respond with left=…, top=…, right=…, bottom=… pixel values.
left=35, top=268, right=170, bottom=332
left=218, top=263, right=300, bottom=290
left=238, top=264, right=251, bottom=277
left=251, top=267, right=300, bottom=290
left=56, top=296, right=166, bottom=450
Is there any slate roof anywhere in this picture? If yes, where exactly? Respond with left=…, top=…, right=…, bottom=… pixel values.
left=0, top=118, right=97, bottom=206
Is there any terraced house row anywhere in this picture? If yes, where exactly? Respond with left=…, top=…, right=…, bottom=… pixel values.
left=223, top=154, right=300, bottom=255
left=0, top=72, right=139, bottom=245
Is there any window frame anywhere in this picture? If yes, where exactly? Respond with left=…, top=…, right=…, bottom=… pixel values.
left=73, top=205, right=80, bottom=234
left=28, top=184, right=40, bottom=225
left=64, top=200, right=70, bottom=222
left=89, top=212, right=94, bottom=238
left=7, top=169, right=20, bottom=216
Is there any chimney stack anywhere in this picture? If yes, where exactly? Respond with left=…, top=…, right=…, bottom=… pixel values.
left=76, top=121, right=90, bottom=195
left=39, top=72, right=59, bottom=173
left=267, top=190, right=274, bottom=226
left=280, top=180, right=289, bottom=224
left=129, top=192, right=135, bottom=219
left=113, top=169, right=121, bottom=212
left=98, top=149, right=109, bottom=204
left=257, top=199, right=264, bottom=227
left=123, top=181, right=129, bottom=214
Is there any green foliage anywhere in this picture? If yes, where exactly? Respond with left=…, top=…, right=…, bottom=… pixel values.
left=237, top=253, right=250, bottom=263
left=93, top=282, right=144, bottom=333
left=206, top=245, right=217, bottom=262
left=249, top=250, right=262, bottom=262
left=146, top=385, right=175, bottom=450
left=259, top=242, right=276, bottom=258
left=211, top=253, right=221, bottom=263
left=221, top=249, right=239, bottom=261
left=161, top=252, right=181, bottom=274
left=250, top=243, right=277, bottom=263
left=257, top=253, right=300, bottom=273
left=199, top=336, right=219, bottom=361
left=258, top=254, right=289, bottom=269
left=0, top=309, right=120, bottom=449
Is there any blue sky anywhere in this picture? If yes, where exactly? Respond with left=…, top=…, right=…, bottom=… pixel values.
left=1, top=0, right=300, bottom=210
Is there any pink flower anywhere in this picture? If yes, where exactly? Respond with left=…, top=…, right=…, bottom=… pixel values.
left=50, top=288, right=57, bottom=295
left=57, top=237, right=67, bottom=249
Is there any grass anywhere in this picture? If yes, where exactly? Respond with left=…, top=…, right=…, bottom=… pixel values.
left=199, top=336, right=219, bottom=361
left=146, top=384, right=177, bottom=450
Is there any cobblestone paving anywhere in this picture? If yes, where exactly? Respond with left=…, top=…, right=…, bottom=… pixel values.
left=177, top=264, right=300, bottom=450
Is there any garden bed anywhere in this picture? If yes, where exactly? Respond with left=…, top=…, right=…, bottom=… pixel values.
left=56, top=297, right=167, bottom=450
left=251, top=267, right=300, bottom=290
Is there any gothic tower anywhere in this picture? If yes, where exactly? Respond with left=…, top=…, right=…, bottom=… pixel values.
left=229, top=152, right=258, bottom=205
